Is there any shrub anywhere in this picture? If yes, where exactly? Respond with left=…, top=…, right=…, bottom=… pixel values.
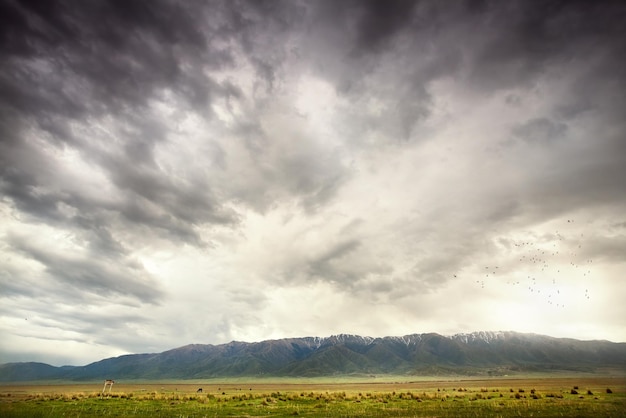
left=571, top=389, right=578, bottom=395
left=587, top=390, right=593, bottom=395
left=606, top=388, right=613, bottom=394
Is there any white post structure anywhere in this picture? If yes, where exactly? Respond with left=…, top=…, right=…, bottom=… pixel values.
left=102, top=379, right=115, bottom=394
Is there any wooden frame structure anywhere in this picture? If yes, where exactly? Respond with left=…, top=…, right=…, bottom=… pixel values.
left=102, top=379, right=115, bottom=394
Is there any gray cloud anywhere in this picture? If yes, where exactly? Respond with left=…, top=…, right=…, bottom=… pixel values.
left=349, top=0, right=418, bottom=55
left=0, top=0, right=239, bottom=230
left=308, top=239, right=363, bottom=282
left=512, top=118, right=568, bottom=144
left=1, top=0, right=625, bottom=365
left=7, top=233, right=163, bottom=305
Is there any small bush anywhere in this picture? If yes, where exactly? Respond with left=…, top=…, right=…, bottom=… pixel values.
left=587, top=390, right=593, bottom=395
left=606, top=388, right=613, bottom=394
left=571, top=389, right=579, bottom=395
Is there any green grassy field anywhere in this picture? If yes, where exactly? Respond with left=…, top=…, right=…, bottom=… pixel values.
left=1, top=376, right=624, bottom=417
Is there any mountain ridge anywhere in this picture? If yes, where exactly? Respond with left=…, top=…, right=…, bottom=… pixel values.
left=2, top=331, right=625, bottom=381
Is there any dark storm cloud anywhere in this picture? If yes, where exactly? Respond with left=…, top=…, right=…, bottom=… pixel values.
left=0, top=0, right=235, bottom=131
left=0, top=0, right=248, bottom=246
left=0, top=0, right=221, bottom=120
left=3, top=0, right=622, bottom=254
left=349, top=0, right=418, bottom=55
left=0, top=0, right=345, bottom=230
left=466, top=0, right=626, bottom=90
left=303, top=0, right=625, bottom=143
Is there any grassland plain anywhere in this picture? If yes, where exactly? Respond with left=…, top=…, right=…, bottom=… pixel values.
left=0, top=376, right=624, bottom=417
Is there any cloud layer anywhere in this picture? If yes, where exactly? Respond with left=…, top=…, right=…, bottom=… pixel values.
left=1, top=0, right=625, bottom=366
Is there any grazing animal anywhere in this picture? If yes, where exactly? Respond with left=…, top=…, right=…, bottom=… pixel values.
left=197, top=388, right=203, bottom=393
left=102, top=379, right=115, bottom=394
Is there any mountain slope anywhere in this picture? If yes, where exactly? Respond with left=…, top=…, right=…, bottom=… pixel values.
left=1, top=331, right=625, bottom=381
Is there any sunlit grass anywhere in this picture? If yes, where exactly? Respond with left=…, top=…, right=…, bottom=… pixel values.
left=1, top=377, right=624, bottom=417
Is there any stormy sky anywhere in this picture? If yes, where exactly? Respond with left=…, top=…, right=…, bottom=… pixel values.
left=1, top=0, right=625, bottom=366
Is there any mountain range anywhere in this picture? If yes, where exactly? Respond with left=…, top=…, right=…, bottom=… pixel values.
left=2, top=331, right=625, bottom=381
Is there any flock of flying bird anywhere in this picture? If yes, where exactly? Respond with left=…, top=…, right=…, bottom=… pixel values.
left=466, top=219, right=594, bottom=308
